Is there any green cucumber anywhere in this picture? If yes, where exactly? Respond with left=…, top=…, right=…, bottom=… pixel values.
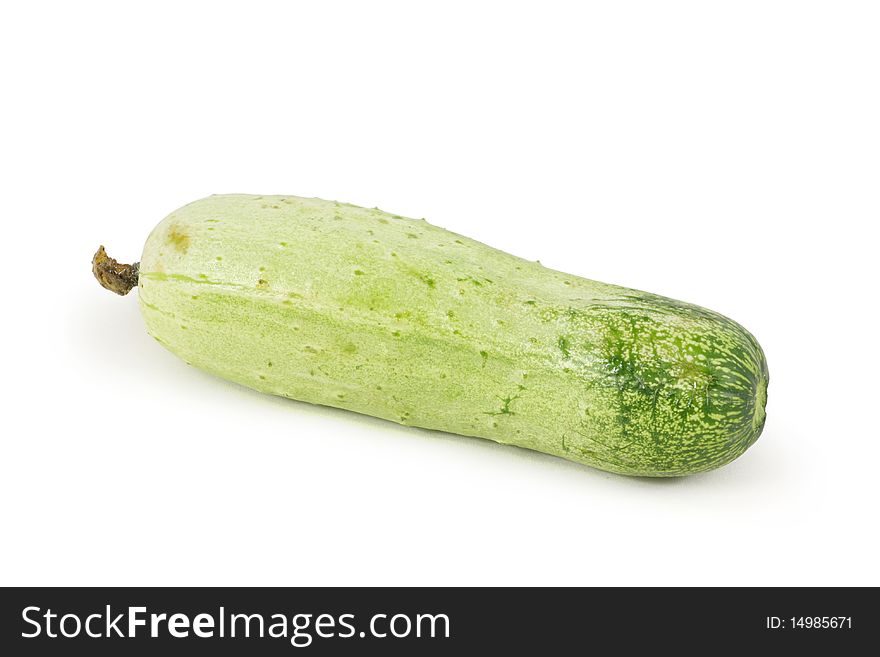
left=93, top=194, right=768, bottom=476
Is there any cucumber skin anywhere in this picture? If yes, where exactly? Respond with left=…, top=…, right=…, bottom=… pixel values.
left=138, top=194, right=768, bottom=477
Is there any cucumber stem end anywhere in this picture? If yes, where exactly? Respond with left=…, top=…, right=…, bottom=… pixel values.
left=92, top=246, right=139, bottom=296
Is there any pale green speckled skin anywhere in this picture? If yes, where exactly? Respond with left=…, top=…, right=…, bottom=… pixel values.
left=138, top=194, right=768, bottom=476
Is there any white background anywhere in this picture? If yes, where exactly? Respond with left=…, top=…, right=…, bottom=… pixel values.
left=1, top=1, right=878, bottom=586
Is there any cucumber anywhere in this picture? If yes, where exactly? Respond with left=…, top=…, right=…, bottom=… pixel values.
left=93, top=194, right=768, bottom=476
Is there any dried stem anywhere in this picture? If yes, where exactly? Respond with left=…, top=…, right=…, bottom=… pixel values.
left=92, top=246, right=139, bottom=296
